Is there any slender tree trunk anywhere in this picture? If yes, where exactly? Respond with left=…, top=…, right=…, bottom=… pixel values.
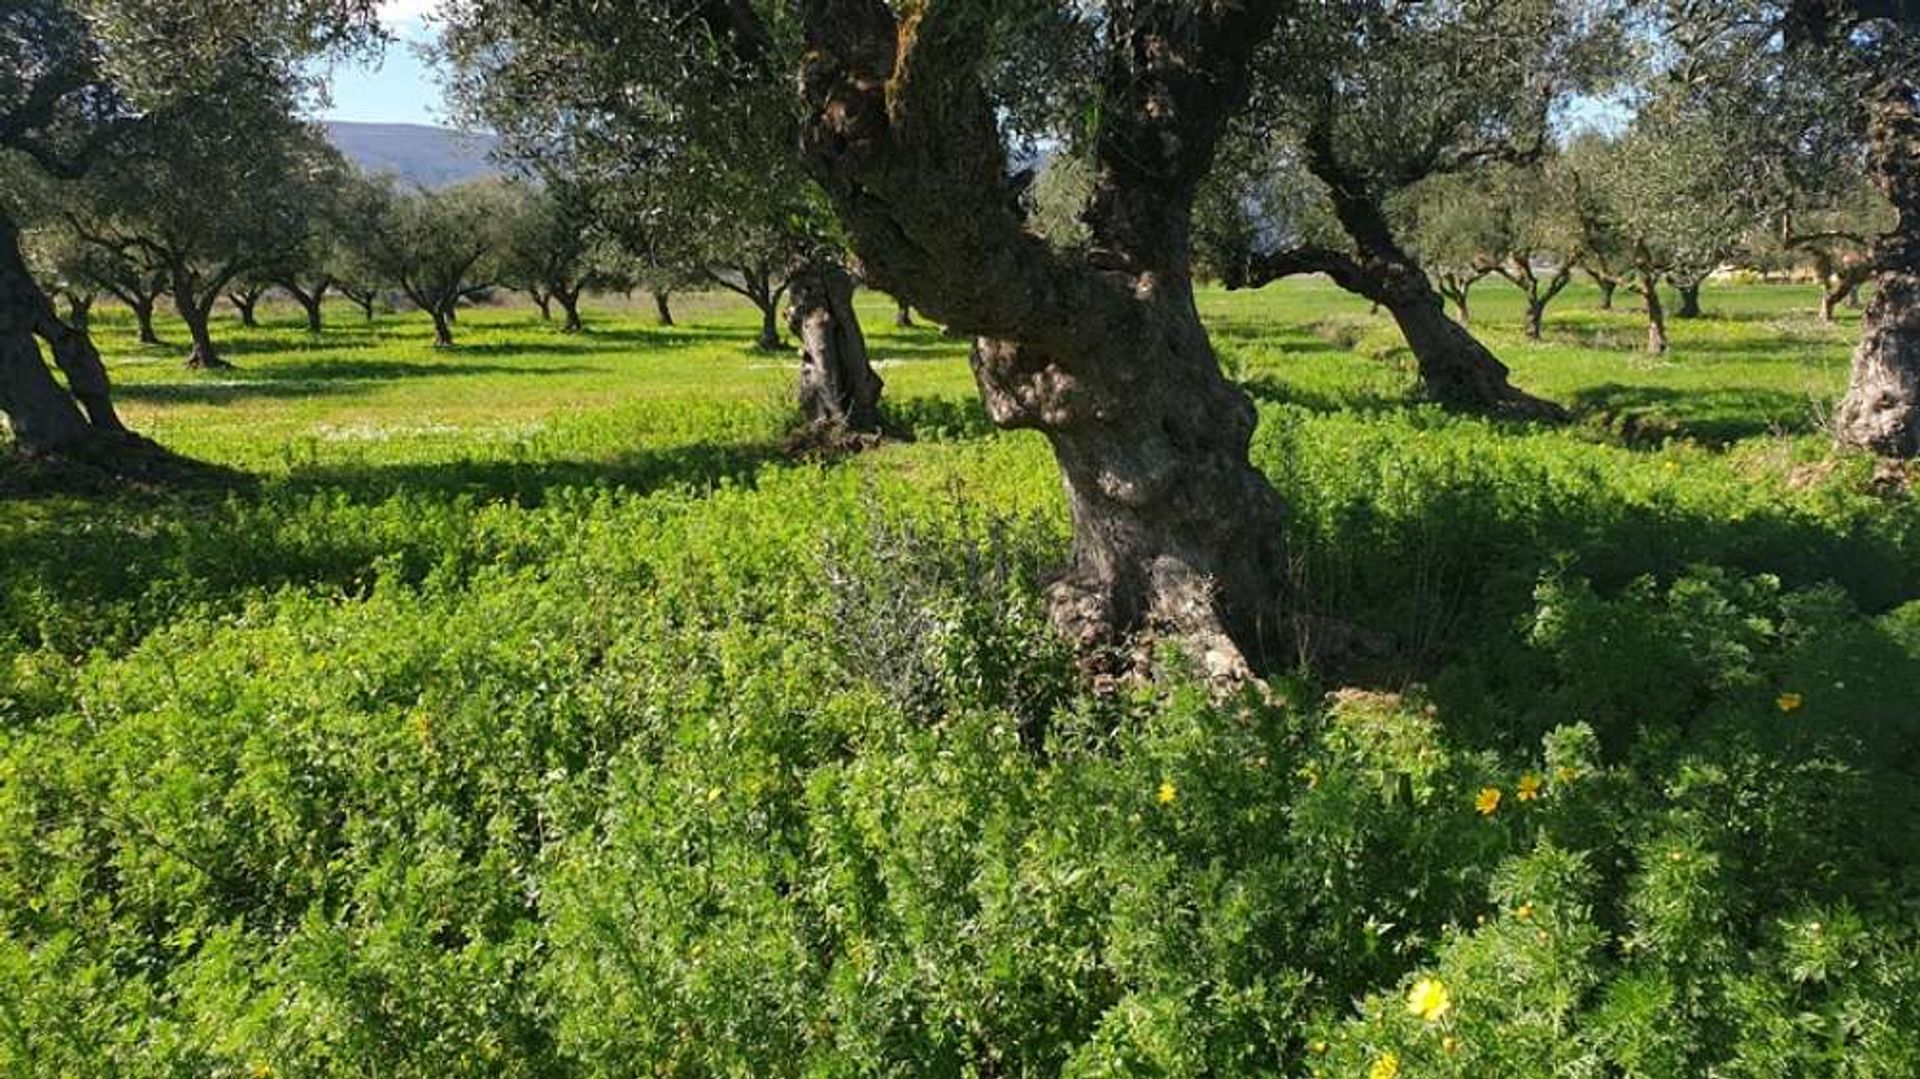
left=1846, top=283, right=1864, bottom=309
left=1525, top=299, right=1546, bottom=340
left=342, top=289, right=375, bottom=321
left=893, top=297, right=915, bottom=328
left=183, top=303, right=227, bottom=369
left=652, top=289, right=674, bottom=326
left=292, top=290, right=324, bottom=334
left=1642, top=271, right=1668, bottom=355
left=131, top=291, right=161, bottom=344
left=444, top=300, right=459, bottom=324
left=530, top=289, right=552, bottom=321
left=230, top=292, right=259, bottom=328
left=1595, top=277, right=1616, bottom=310
left=1821, top=285, right=1842, bottom=324
left=172, top=265, right=229, bottom=369
left=1675, top=281, right=1703, bottom=319
left=755, top=297, right=781, bottom=351
left=558, top=288, right=583, bottom=333
left=789, top=261, right=883, bottom=434
left=66, top=293, right=92, bottom=330
left=431, top=302, right=456, bottom=348
left=1835, top=85, right=1920, bottom=457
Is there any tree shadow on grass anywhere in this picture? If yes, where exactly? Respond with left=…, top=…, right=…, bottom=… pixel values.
left=115, top=361, right=606, bottom=406
left=0, top=435, right=793, bottom=661
left=280, top=438, right=787, bottom=506
left=1568, top=382, right=1821, bottom=446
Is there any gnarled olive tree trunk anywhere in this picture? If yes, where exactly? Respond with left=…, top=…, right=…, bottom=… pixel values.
left=796, top=0, right=1291, bottom=675
left=0, top=214, right=127, bottom=450
left=1835, top=86, right=1920, bottom=457
left=789, top=261, right=882, bottom=434
left=651, top=289, right=674, bottom=326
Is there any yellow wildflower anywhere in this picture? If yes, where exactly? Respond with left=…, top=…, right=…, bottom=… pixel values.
left=1369, top=1051, right=1401, bottom=1079
left=249, top=1064, right=273, bottom=1079
left=1516, top=902, right=1535, bottom=921
left=705, top=786, right=724, bottom=804
left=1442, top=1036, right=1460, bottom=1054
left=1405, top=976, right=1452, bottom=1022
left=1310, top=1040, right=1328, bottom=1055
left=1777, top=692, right=1803, bottom=713
left=1554, top=765, right=1580, bottom=783
left=1516, top=773, right=1543, bottom=802
left=1474, top=787, right=1502, bottom=816
left=1157, top=780, right=1177, bottom=805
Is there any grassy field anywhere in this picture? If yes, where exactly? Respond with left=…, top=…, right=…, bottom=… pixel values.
left=5, top=279, right=1919, bottom=1076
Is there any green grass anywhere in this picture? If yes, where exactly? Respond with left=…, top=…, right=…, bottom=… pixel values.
left=4, top=277, right=1918, bottom=1077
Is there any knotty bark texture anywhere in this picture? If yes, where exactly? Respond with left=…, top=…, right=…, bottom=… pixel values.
left=0, top=213, right=126, bottom=450
left=794, top=0, right=1292, bottom=675
left=1836, top=86, right=1920, bottom=457
left=789, top=261, right=883, bottom=434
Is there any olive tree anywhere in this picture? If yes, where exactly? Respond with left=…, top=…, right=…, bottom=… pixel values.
left=0, top=0, right=376, bottom=451
left=360, top=178, right=511, bottom=348
left=67, top=69, right=337, bottom=368
left=441, top=0, right=1295, bottom=672
left=439, top=0, right=888, bottom=435
left=1567, top=115, right=1750, bottom=354
left=1220, top=0, right=1626, bottom=418
left=497, top=178, right=613, bottom=333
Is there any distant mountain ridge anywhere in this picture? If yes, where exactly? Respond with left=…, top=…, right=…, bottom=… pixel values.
left=323, top=121, right=500, bottom=188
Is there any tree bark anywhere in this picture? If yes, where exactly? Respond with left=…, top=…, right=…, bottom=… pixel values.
left=1674, top=280, right=1703, bottom=319
left=796, top=0, right=1296, bottom=675
left=283, top=278, right=329, bottom=334
left=175, top=264, right=230, bottom=370
left=893, top=297, right=915, bottom=328
left=1642, top=270, right=1669, bottom=355
left=430, top=303, right=456, bottom=348
left=529, top=288, right=552, bottom=321
left=1292, top=126, right=1559, bottom=417
left=1835, top=85, right=1920, bottom=457
left=755, top=298, right=781, bottom=351
left=65, top=293, right=93, bottom=330
left=229, top=290, right=260, bottom=328
left=789, top=261, right=883, bottom=434
left=652, top=289, right=674, bottom=326
left=1593, top=274, right=1617, bottom=310
left=339, top=287, right=377, bottom=320
left=556, top=287, right=583, bottom=333
left=130, top=291, right=161, bottom=344
left=1525, top=299, right=1546, bottom=339
left=0, top=213, right=125, bottom=450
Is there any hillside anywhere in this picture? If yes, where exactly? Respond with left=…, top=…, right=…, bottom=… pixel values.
left=323, top=120, right=500, bottom=187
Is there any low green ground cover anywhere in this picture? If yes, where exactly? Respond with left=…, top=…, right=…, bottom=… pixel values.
left=3, top=280, right=1915, bottom=1077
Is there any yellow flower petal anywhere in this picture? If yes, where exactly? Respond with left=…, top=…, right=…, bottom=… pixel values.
left=1369, top=1051, right=1401, bottom=1079
left=1474, top=787, right=1502, bottom=815
left=1516, top=773, right=1543, bottom=801
left=1777, top=692, right=1803, bottom=713
left=1157, top=780, right=1177, bottom=805
left=1405, top=976, right=1452, bottom=1022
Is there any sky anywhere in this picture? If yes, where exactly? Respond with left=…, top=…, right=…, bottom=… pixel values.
left=317, top=2, right=447, bottom=127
